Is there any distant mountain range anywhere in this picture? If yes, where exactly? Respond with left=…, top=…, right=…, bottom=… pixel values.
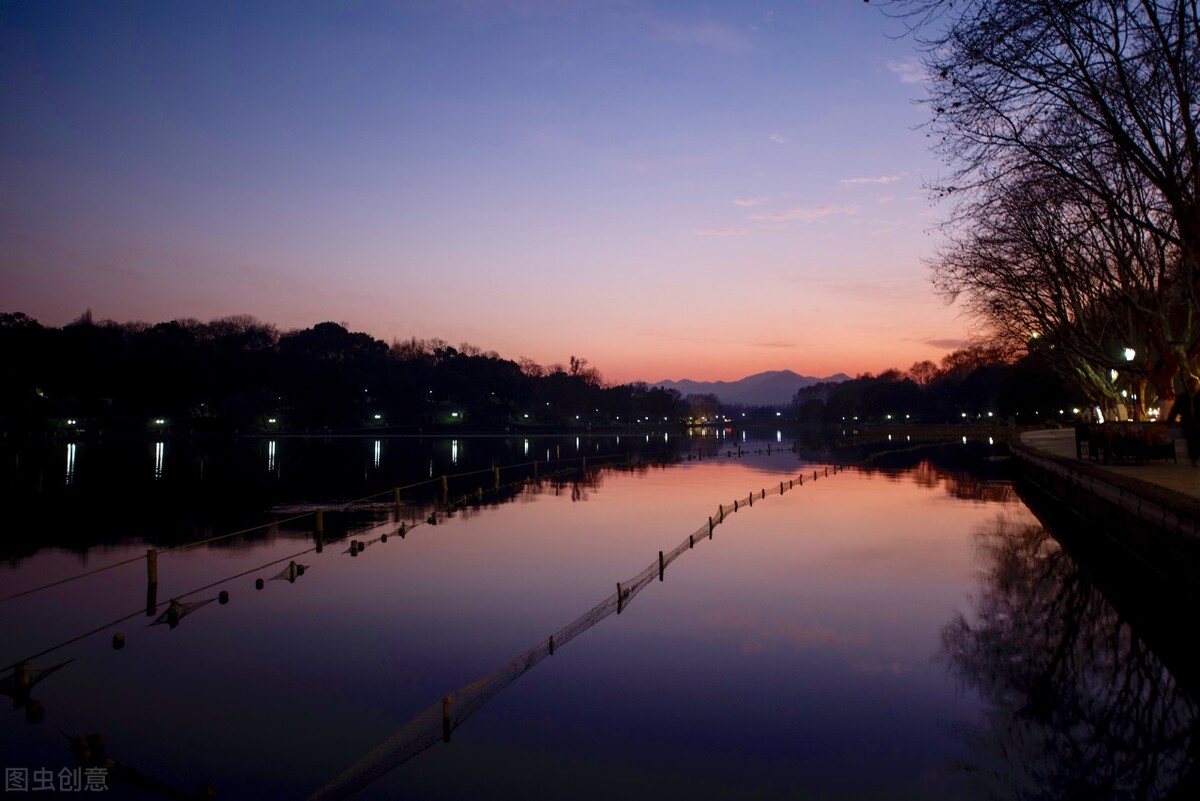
left=652, top=370, right=850, bottom=407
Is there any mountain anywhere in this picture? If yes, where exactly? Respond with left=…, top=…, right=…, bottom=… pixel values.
left=652, top=370, right=850, bottom=407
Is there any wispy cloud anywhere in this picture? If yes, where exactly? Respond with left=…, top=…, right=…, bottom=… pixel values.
left=733, top=196, right=766, bottom=207
left=751, top=204, right=858, bottom=223
left=888, top=59, right=926, bottom=84
left=768, top=132, right=788, bottom=145
left=840, top=175, right=901, bottom=186
left=911, top=336, right=968, bottom=350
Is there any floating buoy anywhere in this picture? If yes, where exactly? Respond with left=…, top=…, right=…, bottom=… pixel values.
left=218, top=590, right=229, bottom=605
left=255, top=578, right=264, bottom=590
left=380, top=532, right=388, bottom=543
left=112, top=632, right=126, bottom=650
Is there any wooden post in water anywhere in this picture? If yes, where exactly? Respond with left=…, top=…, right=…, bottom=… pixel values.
left=659, top=551, right=665, bottom=581
left=394, top=487, right=402, bottom=519
left=442, top=697, right=452, bottom=742
left=548, top=636, right=555, bottom=655
left=617, top=583, right=624, bottom=614
left=441, top=475, right=449, bottom=506
left=288, top=561, right=297, bottom=582
left=15, top=663, right=31, bottom=696
left=145, top=548, right=159, bottom=616
left=709, top=516, right=714, bottom=538
left=494, top=466, right=500, bottom=491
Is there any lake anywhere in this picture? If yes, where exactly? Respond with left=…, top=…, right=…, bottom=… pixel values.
left=1, top=431, right=1194, bottom=799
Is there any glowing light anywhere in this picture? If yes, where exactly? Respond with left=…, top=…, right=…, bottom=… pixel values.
left=1110, top=369, right=1119, bottom=381
left=451, top=412, right=459, bottom=418
left=373, top=413, right=382, bottom=420
left=154, top=441, right=165, bottom=480
left=268, top=417, right=277, bottom=424
left=1124, top=347, right=1136, bottom=361
left=452, top=439, right=459, bottom=464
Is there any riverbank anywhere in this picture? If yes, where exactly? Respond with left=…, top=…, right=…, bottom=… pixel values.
left=1012, top=428, right=1200, bottom=591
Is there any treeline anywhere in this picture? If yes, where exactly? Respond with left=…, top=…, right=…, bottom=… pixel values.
left=793, top=345, right=1083, bottom=426
left=0, top=312, right=686, bottom=433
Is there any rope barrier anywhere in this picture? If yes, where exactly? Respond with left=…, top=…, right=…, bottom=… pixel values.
left=2, top=440, right=841, bottom=723
left=0, top=443, right=688, bottom=605
left=307, top=462, right=846, bottom=801
left=0, top=554, right=147, bottom=603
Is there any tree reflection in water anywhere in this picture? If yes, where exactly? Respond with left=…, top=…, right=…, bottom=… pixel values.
left=943, top=513, right=1198, bottom=799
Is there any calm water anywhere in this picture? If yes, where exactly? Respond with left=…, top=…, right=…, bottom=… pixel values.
left=0, top=433, right=1194, bottom=800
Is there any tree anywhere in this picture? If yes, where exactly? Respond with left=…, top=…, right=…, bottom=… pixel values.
left=888, top=0, right=1200, bottom=403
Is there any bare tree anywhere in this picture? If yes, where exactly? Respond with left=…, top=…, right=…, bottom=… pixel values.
left=886, top=0, right=1200, bottom=400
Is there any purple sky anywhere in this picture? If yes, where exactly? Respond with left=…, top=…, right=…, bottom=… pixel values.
left=1, top=1, right=968, bottom=384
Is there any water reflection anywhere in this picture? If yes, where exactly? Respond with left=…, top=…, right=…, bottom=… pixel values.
left=267, top=440, right=277, bottom=474
left=65, top=443, right=76, bottom=486
left=373, top=440, right=381, bottom=469
left=451, top=439, right=458, bottom=465
left=943, top=513, right=1198, bottom=798
left=153, top=442, right=164, bottom=481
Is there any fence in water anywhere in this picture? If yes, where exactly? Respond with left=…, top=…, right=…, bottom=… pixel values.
left=307, top=465, right=845, bottom=801
left=1, top=441, right=812, bottom=675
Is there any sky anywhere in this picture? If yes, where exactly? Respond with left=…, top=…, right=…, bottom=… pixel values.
left=0, top=0, right=970, bottom=385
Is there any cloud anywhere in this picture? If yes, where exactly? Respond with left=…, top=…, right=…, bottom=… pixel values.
left=768, top=132, right=788, bottom=145
left=840, top=175, right=901, bottom=185
left=755, top=341, right=795, bottom=349
left=888, top=59, right=926, bottom=84
left=912, top=336, right=968, bottom=350
left=733, top=196, right=766, bottom=207
left=751, top=203, right=859, bottom=223
left=693, top=226, right=751, bottom=237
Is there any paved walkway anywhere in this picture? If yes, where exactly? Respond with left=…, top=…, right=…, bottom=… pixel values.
left=1019, top=428, right=1200, bottom=509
